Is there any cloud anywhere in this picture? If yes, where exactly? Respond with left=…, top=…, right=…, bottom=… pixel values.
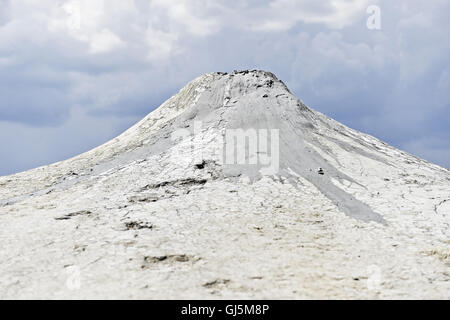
left=0, top=0, right=11, bottom=26
left=251, top=0, right=373, bottom=30
left=146, top=25, right=179, bottom=60
left=87, top=28, right=125, bottom=54
left=149, top=0, right=222, bottom=36
left=0, top=108, right=138, bottom=175
left=0, top=0, right=450, bottom=175
left=402, top=136, right=450, bottom=169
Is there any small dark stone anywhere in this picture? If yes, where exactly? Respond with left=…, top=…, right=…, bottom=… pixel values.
left=125, top=221, right=154, bottom=230
left=265, top=80, right=274, bottom=87
left=195, top=161, right=206, bottom=170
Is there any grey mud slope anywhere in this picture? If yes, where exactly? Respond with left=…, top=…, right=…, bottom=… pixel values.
left=0, top=70, right=449, bottom=299
left=1, top=71, right=384, bottom=222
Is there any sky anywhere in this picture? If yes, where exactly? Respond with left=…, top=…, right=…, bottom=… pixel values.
left=0, top=0, right=449, bottom=176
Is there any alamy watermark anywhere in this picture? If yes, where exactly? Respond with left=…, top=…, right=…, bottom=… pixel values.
left=366, top=5, right=381, bottom=30
left=366, top=264, right=382, bottom=291
left=170, top=121, right=279, bottom=174
left=63, top=2, right=81, bottom=31
left=65, top=265, right=81, bottom=290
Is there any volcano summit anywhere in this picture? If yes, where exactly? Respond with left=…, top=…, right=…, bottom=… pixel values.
left=0, top=70, right=449, bottom=299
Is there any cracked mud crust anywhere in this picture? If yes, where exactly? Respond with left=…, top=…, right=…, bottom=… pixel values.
left=0, top=70, right=449, bottom=299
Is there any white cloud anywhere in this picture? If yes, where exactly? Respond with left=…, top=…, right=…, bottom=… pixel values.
left=149, top=0, right=221, bottom=36
left=1, top=0, right=381, bottom=60
left=47, top=1, right=125, bottom=54
left=146, top=25, right=179, bottom=60
left=88, top=28, right=124, bottom=54
left=252, top=0, right=374, bottom=31
left=1, top=0, right=450, bottom=174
